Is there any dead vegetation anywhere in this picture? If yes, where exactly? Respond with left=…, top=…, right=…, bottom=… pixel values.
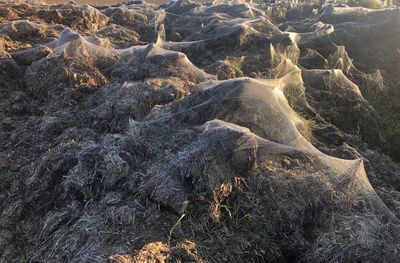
left=1, top=0, right=400, bottom=262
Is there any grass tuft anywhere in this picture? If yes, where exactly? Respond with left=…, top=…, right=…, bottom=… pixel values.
left=0, top=171, right=15, bottom=189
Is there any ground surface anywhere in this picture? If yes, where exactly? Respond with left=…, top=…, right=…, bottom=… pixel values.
left=1, top=0, right=400, bottom=262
